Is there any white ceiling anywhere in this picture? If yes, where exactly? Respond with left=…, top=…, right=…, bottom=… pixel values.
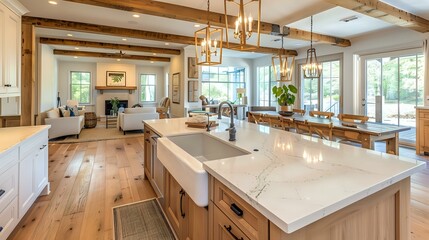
left=18, top=0, right=429, bottom=63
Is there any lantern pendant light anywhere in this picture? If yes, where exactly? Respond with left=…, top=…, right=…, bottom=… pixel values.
left=272, top=27, right=295, bottom=82
left=302, top=16, right=322, bottom=78
left=194, top=0, right=223, bottom=65
left=224, top=0, right=261, bottom=50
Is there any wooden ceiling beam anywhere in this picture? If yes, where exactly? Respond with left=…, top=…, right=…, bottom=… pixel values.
left=62, top=0, right=351, bottom=47
left=23, top=17, right=296, bottom=55
left=53, top=49, right=171, bottom=62
left=40, top=37, right=181, bottom=55
left=324, top=0, right=429, bottom=33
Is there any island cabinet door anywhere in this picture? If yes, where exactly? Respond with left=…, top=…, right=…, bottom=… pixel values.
left=419, top=118, right=429, bottom=153
left=183, top=195, right=208, bottom=240
left=33, top=142, right=48, bottom=195
left=164, top=171, right=185, bottom=238
left=143, top=127, right=152, bottom=179
left=18, top=152, right=35, bottom=218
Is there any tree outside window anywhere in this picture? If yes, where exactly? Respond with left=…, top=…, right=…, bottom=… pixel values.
left=70, top=71, right=91, bottom=104
left=140, top=74, right=156, bottom=102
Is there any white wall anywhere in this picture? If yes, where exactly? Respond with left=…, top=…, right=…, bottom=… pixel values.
left=169, top=51, right=185, bottom=117
left=39, top=44, right=58, bottom=113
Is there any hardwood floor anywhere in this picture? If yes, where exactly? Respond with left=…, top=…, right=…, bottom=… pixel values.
left=7, top=139, right=429, bottom=239
left=8, top=138, right=155, bottom=240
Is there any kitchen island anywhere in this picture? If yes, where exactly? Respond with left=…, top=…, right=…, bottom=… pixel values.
left=144, top=117, right=425, bottom=240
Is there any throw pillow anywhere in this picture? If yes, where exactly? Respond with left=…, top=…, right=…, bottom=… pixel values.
left=67, top=105, right=79, bottom=116
left=46, top=108, right=60, bottom=118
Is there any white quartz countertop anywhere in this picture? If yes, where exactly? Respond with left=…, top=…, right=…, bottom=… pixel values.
left=0, top=126, right=50, bottom=153
left=145, top=118, right=426, bottom=233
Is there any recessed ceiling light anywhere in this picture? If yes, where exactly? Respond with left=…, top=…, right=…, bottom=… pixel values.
left=153, top=53, right=157, bottom=56
left=150, top=61, right=154, bottom=63
left=122, top=38, right=127, bottom=41
left=194, top=24, right=200, bottom=28
left=132, top=14, right=140, bottom=18
left=75, top=47, right=79, bottom=50
left=67, top=34, right=73, bottom=37
left=48, top=1, right=57, bottom=5
left=74, top=56, right=78, bottom=59
left=340, top=15, right=359, bottom=23
left=165, top=43, right=169, bottom=46
left=117, top=59, right=121, bottom=61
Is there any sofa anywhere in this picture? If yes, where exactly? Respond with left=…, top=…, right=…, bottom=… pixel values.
left=43, top=108, right=85, bottom=139
left=119, top=107, right=159, bottom=134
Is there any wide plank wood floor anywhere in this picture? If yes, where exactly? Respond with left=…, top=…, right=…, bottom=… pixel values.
left=7, top=139, right=429, bottom=239
left=8, top=137, right=155, bottom=240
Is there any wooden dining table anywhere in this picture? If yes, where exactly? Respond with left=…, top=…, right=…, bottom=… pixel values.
left=249, top=111, right=411, bottom=155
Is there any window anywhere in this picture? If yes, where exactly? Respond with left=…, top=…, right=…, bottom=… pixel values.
left=201, top=66, right=245, bottom=102
left=299, top=56, right=342, bottom=115
left=70, top=71, right=91, bottom=104
left=140, top=74, right=156, bottom=102
left=256, top=66, right=277, bottom=106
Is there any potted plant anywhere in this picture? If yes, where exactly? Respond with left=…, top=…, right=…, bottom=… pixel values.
left=272, top=84, right=298, bottom=113
left=110, top=97, right=120, bottom=115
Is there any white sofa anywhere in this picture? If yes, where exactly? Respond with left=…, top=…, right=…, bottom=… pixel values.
left=119, top=107, right=159, bottom=134
left=43, top=108, right=85, bottom=139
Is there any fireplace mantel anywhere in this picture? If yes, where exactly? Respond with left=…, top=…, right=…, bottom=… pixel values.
left=95, top=86, right=137, bottom=94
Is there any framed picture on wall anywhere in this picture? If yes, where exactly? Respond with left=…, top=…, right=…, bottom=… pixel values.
left=172, top=72, right=180, bottom=104
left=106, top=71, right=126, bottom=86
left=188, top=80, right=199, bottom=102
left=188, top=57, right=199, bottom=79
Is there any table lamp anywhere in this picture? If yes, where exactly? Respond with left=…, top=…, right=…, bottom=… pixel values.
left=236, top=88, right=246, bottom=105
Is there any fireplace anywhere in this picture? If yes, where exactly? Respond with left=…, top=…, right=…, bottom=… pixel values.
left=105, top=100, right=128, bottom=115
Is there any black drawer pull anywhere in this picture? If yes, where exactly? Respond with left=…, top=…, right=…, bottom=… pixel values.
left=224, top=225, right=243, bottom=240
left=0, top=226, right=3, bottom=232
left=40, top=144, right=47, bottom=150
left=230, top=203, right=243, bottom=217
left=0, top=189, right=5, bottom=197
left=179, top=189, right=186, bottom=218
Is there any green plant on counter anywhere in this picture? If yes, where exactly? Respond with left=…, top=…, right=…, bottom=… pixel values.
left=272, top=84, right=298, bottom=106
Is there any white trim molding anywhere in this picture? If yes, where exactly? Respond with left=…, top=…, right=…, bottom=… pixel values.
left=2, top=0, right=29, bottom=16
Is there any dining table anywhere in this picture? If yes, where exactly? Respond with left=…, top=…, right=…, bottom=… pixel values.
left=248, top=111, right=411, bottom=155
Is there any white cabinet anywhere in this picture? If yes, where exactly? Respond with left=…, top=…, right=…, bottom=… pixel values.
left=0, top=127, right=49, bottom=240
left=0, top=0, right=27, bottom=97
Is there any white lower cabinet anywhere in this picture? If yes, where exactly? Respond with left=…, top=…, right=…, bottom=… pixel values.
left=0, top=127, right=49, bottom=240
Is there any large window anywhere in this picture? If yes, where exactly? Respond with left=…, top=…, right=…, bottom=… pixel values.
left=299, top=57, right=342, bottom=115
left=70, top=71, right=91, bottom=104
left=140, top=74, right=156, bottom=102
left=256, top=66, right=277, bottom=106
left=201, top=66, right=245, bottom=102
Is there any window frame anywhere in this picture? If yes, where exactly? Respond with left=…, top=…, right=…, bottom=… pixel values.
left=296, top=53, right=344, bottom=114
left=70, top=71, right=92, bottom=105
left=201, top=66, right=246, bottom=102
left=256, top=65, right=277, bottom=107
left=139, top=73, right=157, bottom=103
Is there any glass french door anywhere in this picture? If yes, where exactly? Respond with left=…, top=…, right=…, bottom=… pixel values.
left=362, top=52, right=424, bottom=144
left=300, top=59, right=341, bottom=115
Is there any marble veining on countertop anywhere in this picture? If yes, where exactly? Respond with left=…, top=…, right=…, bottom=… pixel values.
left=145, top=117, right=425, bottom=233
left=0, top=125, right=50, bottom=153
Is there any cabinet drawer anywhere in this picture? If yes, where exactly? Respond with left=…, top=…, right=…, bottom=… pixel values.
left=213, top=204, right=251, bottom=240
left=0, top=197, right=19, bottom=240
left=0, top=147, right=18, bottom=172
left=0, top=163, right=18, bottom=213
left=213, top=179, right=268, bottom=240
left=20, top=130, right=48, bottom=159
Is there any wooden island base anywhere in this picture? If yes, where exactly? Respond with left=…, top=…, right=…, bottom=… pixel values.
left=270, top=177, right=410, bottom=240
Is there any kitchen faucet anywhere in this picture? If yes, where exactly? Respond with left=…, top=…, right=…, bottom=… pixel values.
left=217, top=101, right=236, bottom=141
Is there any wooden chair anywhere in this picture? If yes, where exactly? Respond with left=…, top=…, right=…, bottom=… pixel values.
left=294, top=120, right=310, bottom=135
left=266, top=114, right=283, bottom=129
left=338, top=113, right=369, bottom=123
left=280, top=117, right=294, bottom=131
left=293, top=108, right=306, bottom=116
left=309, top=110, right=334, bottom=119
left=308, top=121, right=334, bottom=140
left=248, top=112, right=267, bottom=125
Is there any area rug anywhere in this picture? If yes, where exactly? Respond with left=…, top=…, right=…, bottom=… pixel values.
left=49, top=126, right=144, bottom=144
left=113, top=198, right=175, bottom=240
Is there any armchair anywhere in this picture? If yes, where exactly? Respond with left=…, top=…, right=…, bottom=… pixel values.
left=156, top=97, right=170, bottom=118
